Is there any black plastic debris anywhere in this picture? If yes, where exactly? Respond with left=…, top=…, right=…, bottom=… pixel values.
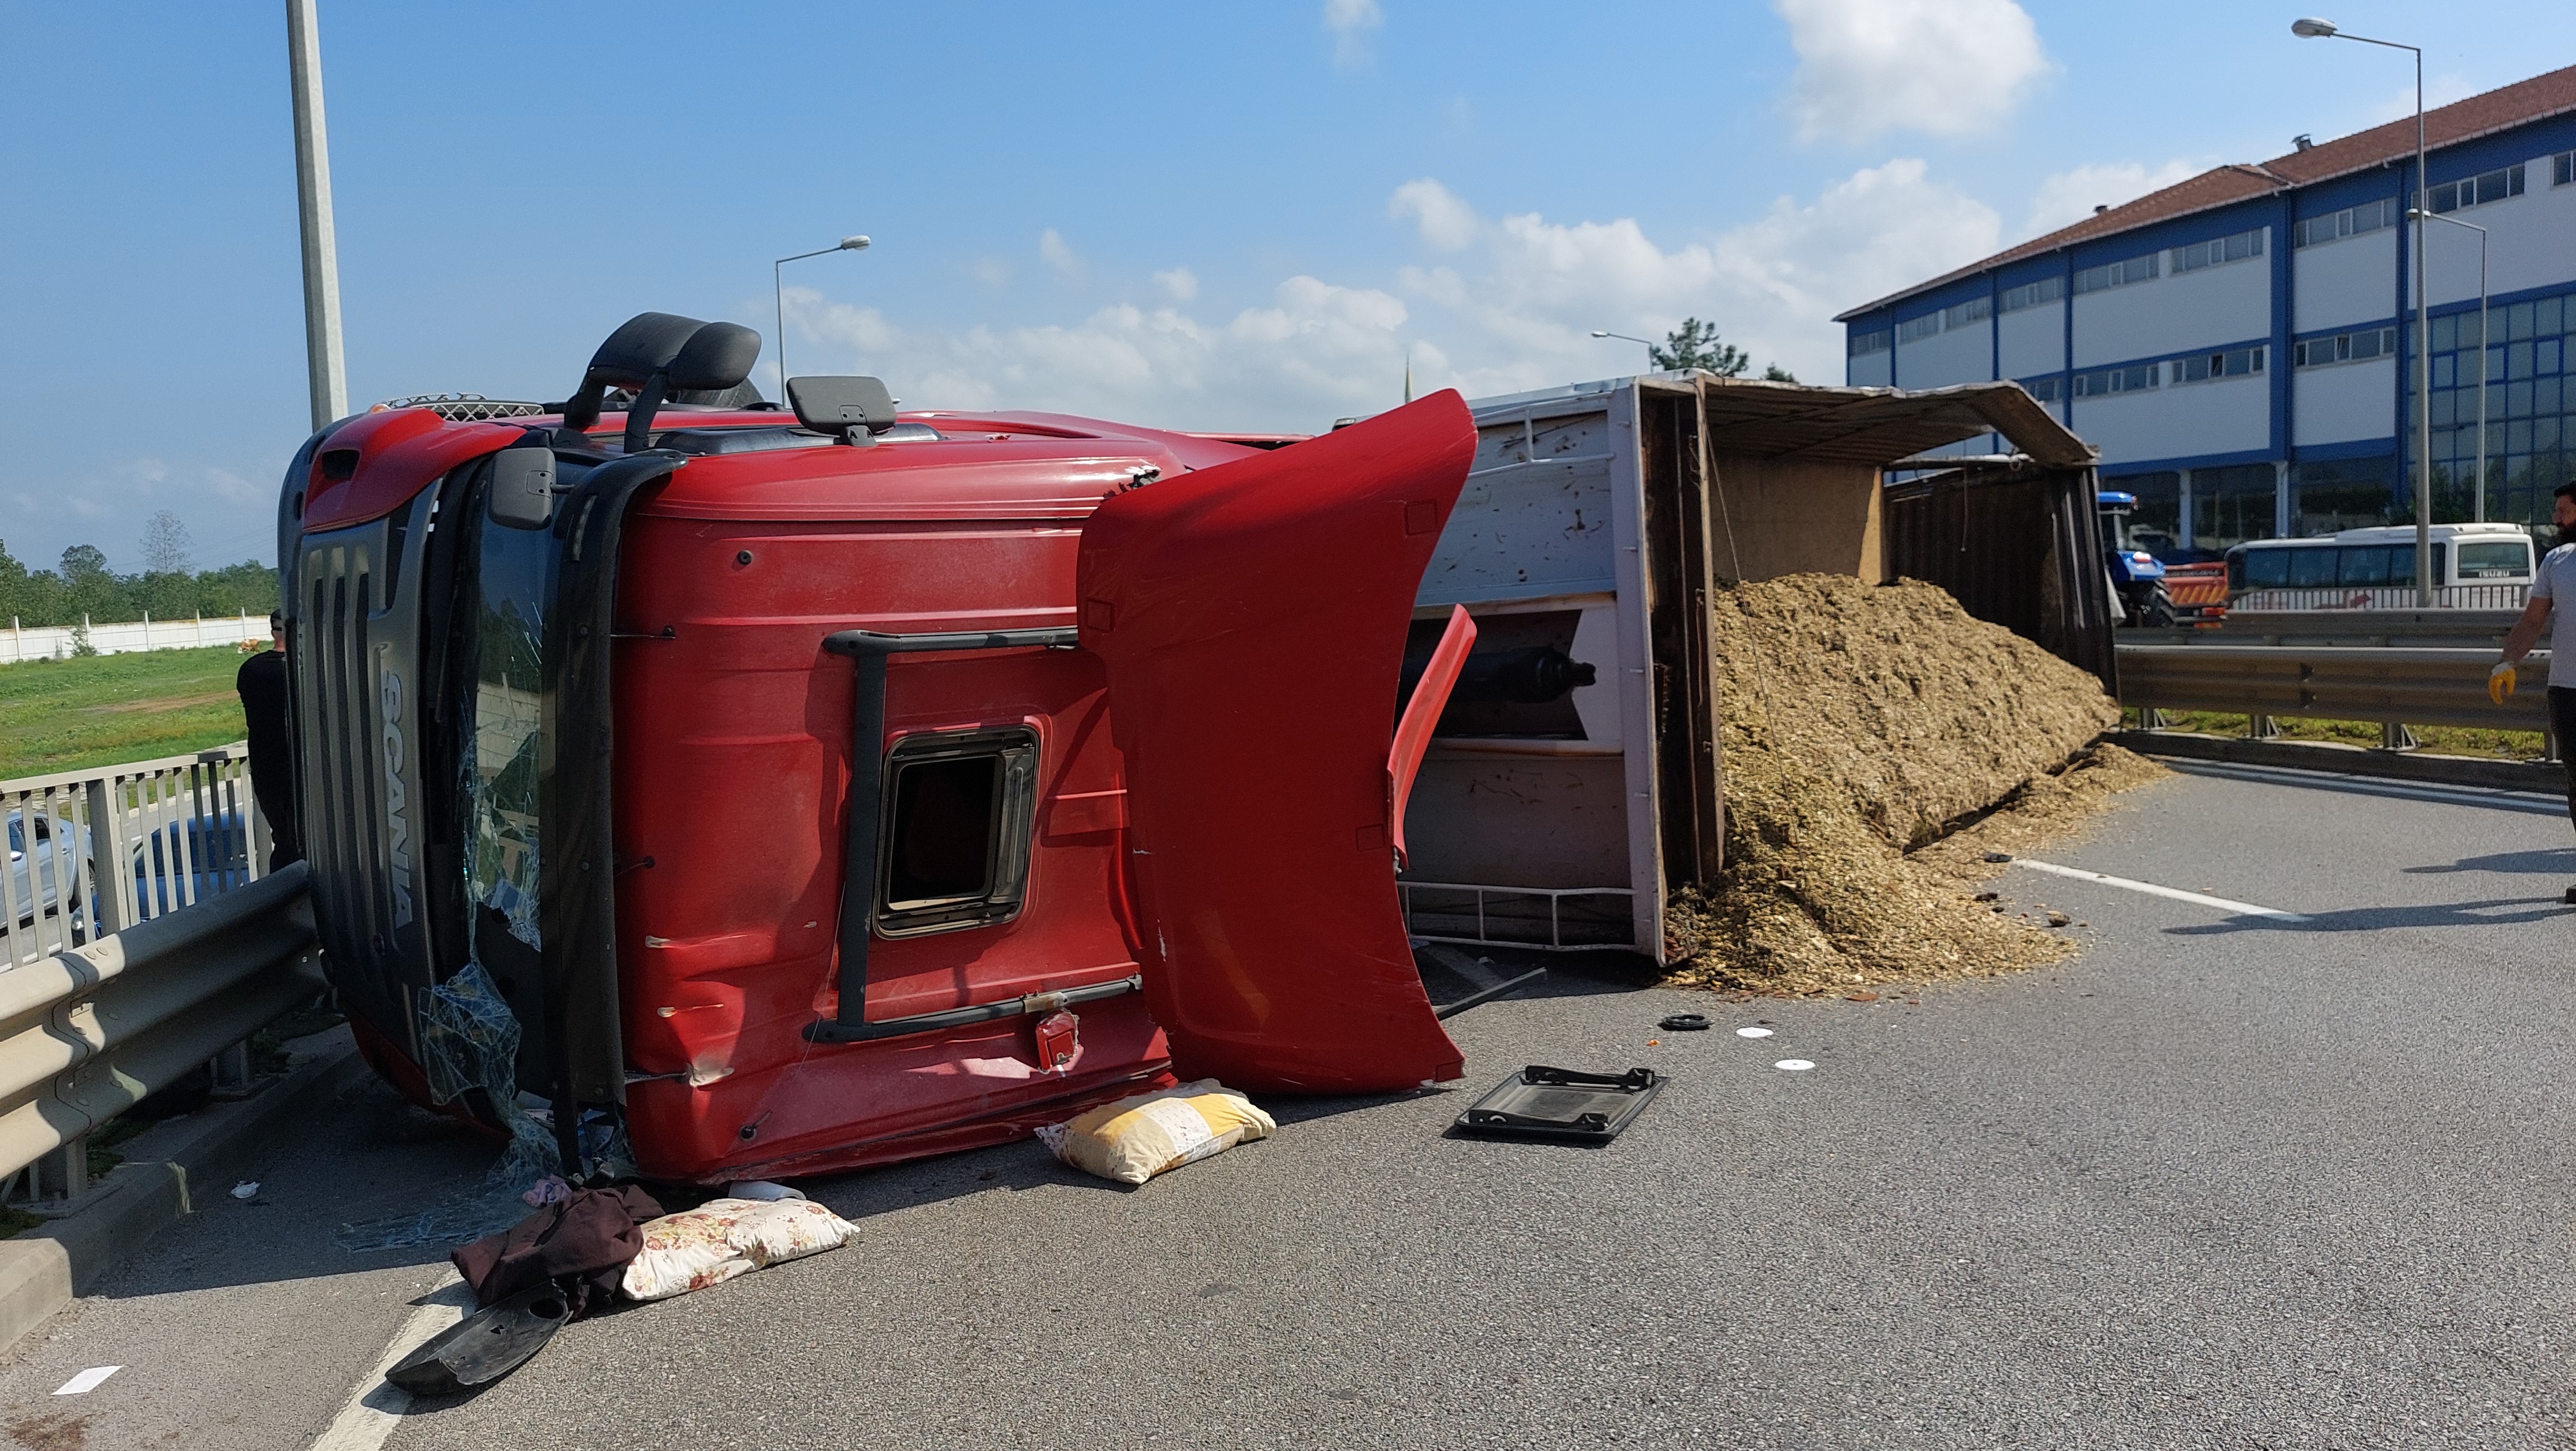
left=1657, top=1013, right=1711, bottom=1031
left=1453, top=1065, right=1665, bottom=1143
left=1983, top=851, right=2013, bottom=864
left=387, top=1283, right=573, bottom=1396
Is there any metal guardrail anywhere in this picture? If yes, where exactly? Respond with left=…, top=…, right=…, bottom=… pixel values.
left=0, top=865, right=318, bottom=1200
left=2123, top=610, right=2521, bottom=649
left=3, top=744, right=273, bottom=970
left=2118, top=644, right=2550, bottom=734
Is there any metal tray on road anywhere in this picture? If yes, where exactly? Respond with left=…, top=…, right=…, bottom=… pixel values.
left=1453, top=1065, right=1663, bottom=1143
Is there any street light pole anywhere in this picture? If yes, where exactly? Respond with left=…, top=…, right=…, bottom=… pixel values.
left=285, top=0, right=347, bottom=431
left=2413, top=208, right=2488, bottom=521
left=773, top=236, right=871, bottom=397
left=2294, top=18, right=2431, bottom=603
left=1590, top=330, right=1656, bottom=368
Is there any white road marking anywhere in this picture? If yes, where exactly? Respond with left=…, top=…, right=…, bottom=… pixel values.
left=2011, top=859, right=2309, bottom=921
left=52, top=1366, right=119, bottom=1395
left=1774, top=1060, right=1814, bottom=1072
left=1736, top=1027, right=1773, bottom=1039
left=308, top=1273, right=474, bottom=1451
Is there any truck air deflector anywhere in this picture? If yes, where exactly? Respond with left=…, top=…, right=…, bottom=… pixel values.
left=806, top=626, right=1124, bottom=1045
left=1075, top=391, right=1478, bottom=1093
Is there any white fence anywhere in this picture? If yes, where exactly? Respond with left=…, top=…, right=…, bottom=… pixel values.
left=2, top=613, right=269, bottom=665
left=3, top=744, right=275, bottom=969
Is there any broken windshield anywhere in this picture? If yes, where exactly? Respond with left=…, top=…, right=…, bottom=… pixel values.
left=464, top=512, right=550, bottom=955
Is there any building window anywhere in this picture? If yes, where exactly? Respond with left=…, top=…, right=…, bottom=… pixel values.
left=2294, top=327, right=2396, bottom=368
left=2172, top=346, right=2266, bottom=384
left=1943, top=296, right=1992, bottom=329
left=2293, top=198, right=2397, bottom=249
left=2173, top=228, right=2266, bottom=274
left=2293, top=456, right=2393, bottom=535
left=2073, top=362, right=2159, bottom=397
left=2557, top=150, right=2575, bottom=187
left=1897, top=312, right=1943, bottom=343
left=2022, top=376, right=2063, bottom=403
left=2074, top=253, right=2160, bottom=295
left=2001, top=276, right=2065, bottom=313
left=2192, top=463, right=2281, bottom=554
left=1847, top=329, right=1891, bottom=357
left=2429, top=163, right=2525, bottom=215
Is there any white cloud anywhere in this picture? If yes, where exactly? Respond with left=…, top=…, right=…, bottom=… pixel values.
left=776, top=163, right=1999, bottom=431
left=1154, top=267, right=1199, bottom=302
left=1388, top=178, right=1481, bottom=251
left=967, top=257, right=1014, bottom=289
left=1324, top=0, right=1382, bottom=67
left=1038, top=228, right=1081, bottom=275
left=787, top=275, right=1414, bottom=429
left=1385, top=162, right=1999, bottom=391
left=2021, top=158, right=2203, bottom=239
left=1774, top=0, right=2052, bottom=143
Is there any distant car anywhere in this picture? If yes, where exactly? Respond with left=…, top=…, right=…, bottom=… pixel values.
left=6, top=809, right=94, bottom=935
left=133, top=811, right=252, bottom=916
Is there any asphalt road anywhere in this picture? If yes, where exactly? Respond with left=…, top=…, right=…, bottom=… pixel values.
left=3, top=758, right=2574, bottom=1449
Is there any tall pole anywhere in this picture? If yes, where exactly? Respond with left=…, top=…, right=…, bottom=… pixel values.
left=286, top=0, right=347, bottom=430
left=2412, top=44, right=2431, bottom=603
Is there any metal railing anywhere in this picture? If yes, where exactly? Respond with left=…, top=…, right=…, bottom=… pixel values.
left=3, top=745, right=274, bottom=971
left=0, top=866, right=318, bottom=1200
left=2116, top=607, right=2555, bottom=758
left=1398, top=880, right=1636, bottom=951
left=2226, top=583, right=2530, bottom=613
left=2119, top=644, right=2549, bottom=734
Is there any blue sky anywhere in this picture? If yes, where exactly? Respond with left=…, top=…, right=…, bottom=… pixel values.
left=3, top=1, right=2572, bottom=573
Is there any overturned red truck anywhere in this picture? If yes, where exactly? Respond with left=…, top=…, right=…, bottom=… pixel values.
left=280, top=312, right=2111, bottom=1186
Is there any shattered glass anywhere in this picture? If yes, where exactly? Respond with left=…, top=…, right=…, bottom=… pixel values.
left=335, top=962, right=562, bottom=1253
left=465, top=588, right=544, bottom=952
left=336, top=508, right=564, bottom=1254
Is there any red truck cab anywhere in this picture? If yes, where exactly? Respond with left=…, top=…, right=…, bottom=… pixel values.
left=281, top=313, right=1474, bottom=1183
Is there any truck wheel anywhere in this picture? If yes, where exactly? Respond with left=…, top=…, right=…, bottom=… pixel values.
left=2142, top=585, right=2177, bottom=627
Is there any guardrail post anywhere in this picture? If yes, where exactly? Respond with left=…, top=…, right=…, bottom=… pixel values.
left=2143, top=708, right=2172, bottom=729
left=2379, top=722, right=2420, bottom=752
left=32, top=1137, right=86, bottom=1202
left=81, top=777, right=136, bottom=935
left=2245, top=714, right=2281, bottom=741
left=208, top=1041, right=255, bottom=1098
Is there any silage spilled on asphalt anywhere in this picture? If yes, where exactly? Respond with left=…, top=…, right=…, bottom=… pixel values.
left=1663, top=574, right=2163, bottom=996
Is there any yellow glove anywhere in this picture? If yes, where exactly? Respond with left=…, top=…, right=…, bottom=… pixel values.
left=2490, top=660, right=2518, bottom=705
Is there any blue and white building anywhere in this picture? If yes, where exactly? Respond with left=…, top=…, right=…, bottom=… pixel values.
left=1838, top=65, right=2576, bottom=558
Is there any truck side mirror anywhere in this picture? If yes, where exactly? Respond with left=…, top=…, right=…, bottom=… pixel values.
left=488, top=446, right=555, bottom=530
left=789, top=376, right=898, bottom=444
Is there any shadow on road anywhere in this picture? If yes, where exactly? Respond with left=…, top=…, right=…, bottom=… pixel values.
left=2168, top=895, right=2571, bottom=936
left=2403, top=848, right=2576, bottom=875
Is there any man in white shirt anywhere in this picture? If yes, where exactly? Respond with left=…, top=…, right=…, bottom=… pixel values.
left=2494, top=481, right=2576, bottom=898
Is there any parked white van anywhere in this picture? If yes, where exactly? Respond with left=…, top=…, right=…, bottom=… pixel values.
left=2225, top=522, right=2538, bottom=611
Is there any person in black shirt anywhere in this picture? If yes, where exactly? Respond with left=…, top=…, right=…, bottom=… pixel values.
left=236, top=611, right=303, bottom=870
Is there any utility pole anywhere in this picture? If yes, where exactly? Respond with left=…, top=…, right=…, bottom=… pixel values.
left=286, top=0, right=348, bottom=430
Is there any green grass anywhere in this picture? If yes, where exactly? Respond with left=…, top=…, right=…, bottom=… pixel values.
left=2135, top=709, right=2546, bottom=761
left=0, top=646, right=255, bottom=781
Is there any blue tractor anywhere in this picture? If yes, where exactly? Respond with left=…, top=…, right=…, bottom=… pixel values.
left=2097, top=490, right=2177, bottom=627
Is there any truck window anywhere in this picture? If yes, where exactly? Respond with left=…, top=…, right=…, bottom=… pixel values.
left=872, top=727, right=1040, bottom=937
left=2456, top=540, right=2532, bottom=578
left=461, top=494, right=554, bottom=957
